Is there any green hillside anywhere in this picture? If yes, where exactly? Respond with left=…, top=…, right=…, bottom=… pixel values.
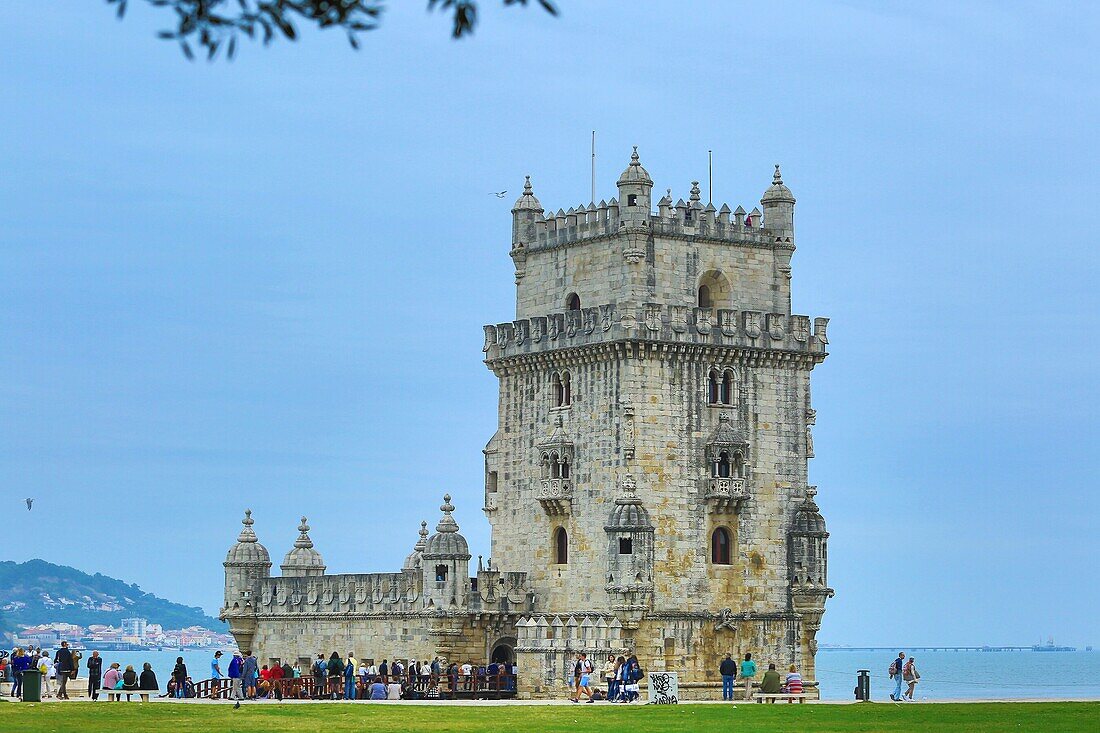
left=0, top=559, right=223, bottom=633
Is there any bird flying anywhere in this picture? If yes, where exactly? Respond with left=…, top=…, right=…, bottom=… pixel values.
left=490, top=190, right=507, bottom=198
left=25, top=498, right=34, bottom=511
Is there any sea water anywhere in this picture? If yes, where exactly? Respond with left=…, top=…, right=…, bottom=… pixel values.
left=80, top=648, right=1100, bottom=701
left=816, top=649, right=1100, bottom=700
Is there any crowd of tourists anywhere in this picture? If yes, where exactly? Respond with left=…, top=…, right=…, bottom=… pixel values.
left=1, top=642, right=168, bottom=701
left=207, top=650, right=517, bottom=701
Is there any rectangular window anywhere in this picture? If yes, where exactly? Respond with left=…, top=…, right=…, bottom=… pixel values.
left=619, top=537, right=633, bottom=555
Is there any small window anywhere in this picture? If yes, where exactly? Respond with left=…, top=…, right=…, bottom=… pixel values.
left=549, top=452, right=561, bottom=479
left=711, top=528, right=731, bottom=565
left=627, top=194, right=638, bottom=206
left=560, top=459, right=570, bottom=479
left=618, top=537, right=633, bottom=555
left=562, top=372, right=571, bottom=406
left=707, top=370, right=720, bottom=404
left=720, top=371, right=733, bottom=405
left=554, top=527, right=568, bottom=564
left=435, top=565, right=448, bottom=582
left=566, top=293, right=581, bottom=311
left=698, top=284, right=712, bottom=309
left=487, top=471, right=498, bottom=493
left=552, top=373, right=564, bottom=407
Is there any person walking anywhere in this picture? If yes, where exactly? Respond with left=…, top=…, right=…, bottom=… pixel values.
left=719, top=653, right=737, bottom=701
left=903, top=656, right=920, bottom=701
left=172, top=656, right=188, bottom=699
left=739, top=652, right=756, bottom=700
left=228, top=651, right=244, bottom=700
left=54, top=641, right=75, bottom=699
left=242, top=650, right=259, bottom=699
left=87, top=650, right=103, bottom=701
left=138, top=662, right=158, bottom=702
left=889, top=651, right=906, bottom=701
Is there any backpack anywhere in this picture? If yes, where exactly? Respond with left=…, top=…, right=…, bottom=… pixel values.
left=888, top=661, right=898, bottom=678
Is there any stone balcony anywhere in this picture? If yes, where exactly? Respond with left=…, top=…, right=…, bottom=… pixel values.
left=705, top=477, right=747, bottom=514
left=537, top=478, right=572, bottom=516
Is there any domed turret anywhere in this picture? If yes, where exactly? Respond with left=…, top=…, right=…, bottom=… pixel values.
left=605, top=474, right=653, bottom=532
left=511, top=175, right=543, bottom=247
left=604, top=475, right=654, bottom=619
left=789, top=487, right=830, bottom=590
left=281, top=517, right=326, bottom=578
left=421, top=494, right=472, bottom=610
left=223, top=509, right=272, bottom=615
left=403, top=520, right=430, bottom=570
left=225, top=509, right=271, bottom=566
left=616, top=147, right=653, bottom=227
left=423, top=494, right=471, bottom=560
left=760, top=164, right=795, bottom=237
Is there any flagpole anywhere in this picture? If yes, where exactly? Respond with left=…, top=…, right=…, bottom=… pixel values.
left=591, top=131, right=596, bottom=203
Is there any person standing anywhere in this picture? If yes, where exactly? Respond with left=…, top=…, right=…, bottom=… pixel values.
left=228, top=651, right=244, bottom=700
left=739, top=652, right=756, bottom=700
left=344, top=652, right=358, bottom=700
left=603, top=654, right=617, bottom=702
left=38, top=650, right=54, bottom=699
left=719, top=653, right=737, bottom=701
left=889, top=651, right=905, bottom=701
left=903, top=656, right=920, bottom=701
left=87, top=651, right=103, bottom=701
left=11, top=648, right=29, bottom=699
left=242, top=650, right=259, bottom=699
left=569, top=653, right=582, bottom=702
left=171, top=656, right=188, bottom=699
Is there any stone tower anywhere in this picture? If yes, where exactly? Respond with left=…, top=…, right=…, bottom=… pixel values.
left=483, top=149, right=832, bottom=694
left=222, top=509, right=271, bottom=653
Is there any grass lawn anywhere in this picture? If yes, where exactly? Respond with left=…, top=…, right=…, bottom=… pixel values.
left=0, top=700, right=1097, bottom=733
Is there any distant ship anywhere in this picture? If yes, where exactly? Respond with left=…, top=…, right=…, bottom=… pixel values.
left=1032, top=636, right=1076, bottom=652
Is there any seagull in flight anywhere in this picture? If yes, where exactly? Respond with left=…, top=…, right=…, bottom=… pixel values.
left=25, top=498, right=34, bottom=511
left=490, top=190, right=508, bottom=198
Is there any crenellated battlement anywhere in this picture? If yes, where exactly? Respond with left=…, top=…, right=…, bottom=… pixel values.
left=513, top=197, right=785, bottom=254
left=483, top=303, right=828, bottom=365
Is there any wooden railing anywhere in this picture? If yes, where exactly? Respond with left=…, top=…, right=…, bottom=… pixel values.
left=185, top=673, right=518, bottom=701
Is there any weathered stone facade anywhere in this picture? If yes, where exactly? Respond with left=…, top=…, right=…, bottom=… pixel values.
left=221, top=149, right=833, bottom=699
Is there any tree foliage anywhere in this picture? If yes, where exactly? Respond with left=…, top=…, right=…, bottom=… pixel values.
left=106, top=0, right=558, bottom=59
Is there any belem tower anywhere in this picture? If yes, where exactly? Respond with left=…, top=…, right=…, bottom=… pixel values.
left=221, top=148, right=834, bottom=699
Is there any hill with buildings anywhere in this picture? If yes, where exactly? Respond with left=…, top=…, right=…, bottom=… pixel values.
left=0, top=559, right=223, bottom=635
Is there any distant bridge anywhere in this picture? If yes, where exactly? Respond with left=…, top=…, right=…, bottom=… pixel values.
left=824, top=646, right=1036, bottom=652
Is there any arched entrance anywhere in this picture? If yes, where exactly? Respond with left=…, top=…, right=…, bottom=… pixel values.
left=490, top=637, right=516, bottom=664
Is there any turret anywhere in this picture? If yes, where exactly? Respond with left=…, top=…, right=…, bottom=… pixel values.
left=604, top=475, right=654, bottom=625
left=403, top=520, right=430, bottom=571
left=789, top=487, right=834, bottom=663
left=761, top=164, right=795, bottom=239
left=281, top=517, right=326, bottom=578
left=616, top=146, right=653, bottom=227
left=222, top=509, right=271, bottom=615
left=511, top=176, right=543, bottom=247
left=421, top=494, right=472, bottom=610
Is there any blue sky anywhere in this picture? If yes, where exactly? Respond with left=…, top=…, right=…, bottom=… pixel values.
left=2, top=1, right=1097, bottom=647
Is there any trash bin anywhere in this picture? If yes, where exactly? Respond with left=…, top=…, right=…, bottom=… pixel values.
left=21, top=669, right=42, bottom=702
left=856, top=669, right=871, bottom=701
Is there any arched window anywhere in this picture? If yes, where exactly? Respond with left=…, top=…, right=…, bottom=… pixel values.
left=552, top=373, right=564, bottom=407
left=714, top=451, right=732, bottom=478
left=566, top=293, right=581, bottom=312
left=732, top=451, right=745, bottom=479
left=707, top=370, right=720, bottom=404
left=720, top=371, right=733, bottom=405
left=549, top=452, right=561, bottom=479
left=698, top=284, right=712, bottom=309
left=562, top=372, right=571, bottom=406
left=711, top=528, right=731, bottom=565
left=560, top=458, right=570, bottom=479
left=554, top=527, right=569, bottom=564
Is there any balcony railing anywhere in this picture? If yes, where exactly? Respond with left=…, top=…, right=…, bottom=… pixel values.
left=704, top=477, right=747, bottom=513
left=537, top=478, right=572, bottom=515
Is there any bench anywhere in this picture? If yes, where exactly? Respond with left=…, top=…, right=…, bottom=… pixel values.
left=754, top=693, right=809, bottom=704
left=100, top=689, right=153, bottom=701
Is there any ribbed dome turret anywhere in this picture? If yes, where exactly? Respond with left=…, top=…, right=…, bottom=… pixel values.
left=617, top=146, right=653, bottom=186
left=224, top=509, right=271, bottom=565
left=761, top=164, right=795, bottom=204
left=605, top=475, right=653, bottom=531
left=403, top=520, right=430, bottom=570
left=792, top=487, right=828, bottom=536
left=281, top=517, right=326, bottom=576
left=512, top=176, right=543, bottom=212
left=423, top=494, right=471, bottom=560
